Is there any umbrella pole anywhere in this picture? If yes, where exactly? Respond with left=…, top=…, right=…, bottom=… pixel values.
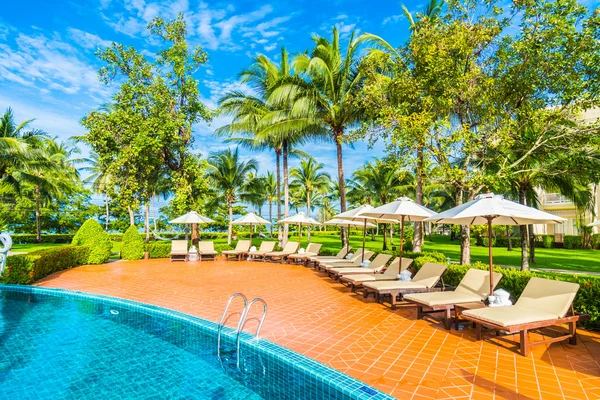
left=298, top=223, right=302, bottom=246
left=487, top=217, right=494, bottom=298
left=250, top=223, right=253, bottom=244
left=362, top=219, right=367, bottom=262
left=399, top=216, right=405, bottom=269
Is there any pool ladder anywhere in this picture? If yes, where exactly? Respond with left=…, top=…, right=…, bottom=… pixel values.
left=217, top=292, right=267, bottom=368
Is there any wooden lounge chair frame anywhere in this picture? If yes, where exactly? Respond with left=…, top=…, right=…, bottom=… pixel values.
left=264, top=242, right=299, bottom=263
left=340, top=258, right=414, bottom=293
left=247, top=241, right=276, bottom=261
left=170, top=240, right=188, bottom=262
left=287, top=243, right=322, bottom=265
left=316, top=249, right=365, bottom=271
left=309, top=246, right=351, bottom=268
left=328, top=253, right=391, bottom=280
left=222, top=240, right=251, bottom=261
left=197, top=241, right=217, bottom=261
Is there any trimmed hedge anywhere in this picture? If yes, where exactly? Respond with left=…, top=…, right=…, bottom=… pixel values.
left=0, top=246, right=90, bottom=284
left=536, top=234, right=554, bottom=249
left=144, top=241, right=234, bottom=259
left=564, top=235, right=583, bottom=249
left=72, top=219, right=113, bottom=264
left=10, top=234, right=75, bottom=244
left=592, top=234, right=600, bottom=250
left=442, top=263, right=600, bottom=330
left=121, top=226, right=145, bottom=260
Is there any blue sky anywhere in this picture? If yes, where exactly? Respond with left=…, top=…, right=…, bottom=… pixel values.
left=0, top=0, right=430, bottom=182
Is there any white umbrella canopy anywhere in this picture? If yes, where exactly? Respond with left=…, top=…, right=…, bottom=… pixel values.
left=169, top=211, right=214, bottom=244
left=325, top=218, right=376, bottom=228
left=588, top=220, right=600, bottom=227
left=280, top=212, right=321, bottom=244
left=425, top=192, right=567, bottom=296
left=231, top=212, right=271, bottom=241
left=362, top=196, right=436, bottom=266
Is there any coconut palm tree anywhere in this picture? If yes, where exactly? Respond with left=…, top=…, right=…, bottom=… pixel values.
left=269, top=27, right=372, bottom=245
left=263, top=171, right=278, bottom=237
left=81, top=152, right=114, bottom=231
left=206, top=148, right=258, bottom=244
left=290, top=158, right=331, bottom=241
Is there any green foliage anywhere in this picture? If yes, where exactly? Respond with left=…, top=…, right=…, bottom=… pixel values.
left=72, top=219, right=113, bottom=264
left=564, top=235, right=584, bottom=250
left=442, top=263, right=600, bottom=330
left=1, top=246, right=90, bottom=284
left=591, top=234, right=600, bottom=250
left=121, top=226, right=145, bottom=260
left=10, top=234, right=75, bottom=244
left=536, top=234, right=555, bottom=249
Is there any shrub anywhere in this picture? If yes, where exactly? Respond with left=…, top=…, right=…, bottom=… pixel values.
left=72, top=219, right=113, bottom=264
left=563, top=235, right=583, bottom=249
left=121, top=226, right=145, bottom=260
left=1, top=246, right=90, bottom=284
left=592, top=234, right=600, bottom=250
left=442, top=263, right=600, bottom=330
left=536, top=234, right=554, bottom=249
left=10, top=234, right=75, bottom=244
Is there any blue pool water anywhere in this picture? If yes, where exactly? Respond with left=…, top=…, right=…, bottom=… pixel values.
left=0, top=285, right=391, bottom=400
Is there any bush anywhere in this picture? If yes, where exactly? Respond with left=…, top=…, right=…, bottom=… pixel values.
left=121, top=226, right=145, bottom=260
left=72, top=219, right=113, bottom=264
left=535, top=234, right=554, bottom=249
left=592, top=234, right=600, bottom=250
left=10, top=234, right=75, bottom=244
left=564, top=235, right=583, bottom=249
left=442, top=263, right=600, bottom=330
left=1, top=246, right=90, bottom=284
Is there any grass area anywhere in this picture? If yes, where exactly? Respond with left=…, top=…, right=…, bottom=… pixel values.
left=288, top=234, right=600, bottom=273
left=12, top=234, right=599, bottom=273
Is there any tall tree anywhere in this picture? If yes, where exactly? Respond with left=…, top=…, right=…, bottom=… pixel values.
left=206, top=148, right=258, bottom=244
left=290, top=158, right=331, bottom=241
left=81, top=152, right=113, bottom=231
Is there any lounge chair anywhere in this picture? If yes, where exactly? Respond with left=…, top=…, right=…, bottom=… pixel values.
left=170, top=240, right=189, bottom=262
left=247, top=241, right=276, bottom=261
left=222, top=240, right=251, bottom=261
left=287, top=243, right=322, bottom=265
left=340, top=258, right=414, bottom=292
left=308, top=246, right=351, bottom=267
left=318, top=250, right=372, bottom=272
left=329, top=253, right=392, bottom=280
left=264, top=242, right=299, bottom=263
left=197, top=241, right=218, bottom=261
left=316, top=249, right=365, bottom=271
left=460, top=277, right=586, bottom=356
left=363, top=262, right=448, bottom=309
left=404, top=269, right=503, bottom=329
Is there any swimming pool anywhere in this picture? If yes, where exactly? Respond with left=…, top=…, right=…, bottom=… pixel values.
left=0, top=285, right=392, bottom=399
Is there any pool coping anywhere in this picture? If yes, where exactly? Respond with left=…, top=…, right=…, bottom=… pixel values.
left=0, top=284, right=393, bottom=400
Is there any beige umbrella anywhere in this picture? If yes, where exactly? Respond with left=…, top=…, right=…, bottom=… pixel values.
left=425, top=192, right=566, bottom=296
left=588, top=220, right=600, bottom=227
left=335, top=204, right=394, bottom=262
left=169, top=211, right=214, bottom=244
left=231, top=212, right=271, bottom=242
left=362, top=196, right=435, bottom=267
left=280, top=212, right=321, bottom=245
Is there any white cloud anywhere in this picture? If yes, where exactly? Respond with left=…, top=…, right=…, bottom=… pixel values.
left=68, top=28, right=112, bottom=49
left=214, top=5, right=273, bottom=43
left=0, top=33, right=110, bottom=99
left=264, top=43, right=277, bottom=52
left=382, top=15, right=403, bottom=25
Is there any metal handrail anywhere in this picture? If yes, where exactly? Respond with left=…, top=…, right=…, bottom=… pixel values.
left=236, top=297, right=267, bottom=369
left=217, top=292, right=247, bottom=360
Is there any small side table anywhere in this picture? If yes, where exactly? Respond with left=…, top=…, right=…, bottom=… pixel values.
left=454, top=302, right=487, bottom=330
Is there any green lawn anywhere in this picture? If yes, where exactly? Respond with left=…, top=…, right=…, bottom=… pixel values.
left=11, top=243, right=66, bottom=253
left=288, top=234, right=600, bottom=273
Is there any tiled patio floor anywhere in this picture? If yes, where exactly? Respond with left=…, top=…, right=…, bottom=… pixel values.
left=35, top=259, right=600, bottom=399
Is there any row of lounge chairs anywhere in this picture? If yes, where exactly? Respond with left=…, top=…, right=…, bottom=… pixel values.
left=310, top=247, right=586, bottom=356
left=170, top=240, right=217, bottom=261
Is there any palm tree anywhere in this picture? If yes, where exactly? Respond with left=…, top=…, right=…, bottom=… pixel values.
left=206, top=148, right=258, bottom=244
left=290, top=158, right=331, bottom=241
left=263, top=172, right=278, bottom=237
left=81, top=152, right=114, bottom=231
left=270, top=27, right=370, bottom=245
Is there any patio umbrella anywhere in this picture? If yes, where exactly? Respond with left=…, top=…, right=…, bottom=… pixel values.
left=279, top=212, right=321, bottom=245
left=425, top=192, right=566, bottom=296
left=362, top=196, right=435, bottom=267
left=334, top=204, right=391, bottom=262
left=588, top=220, right=600, bottom=227
left=169, top=211, right=215, bottom=245
left=231, top=212, right=271, bottom=242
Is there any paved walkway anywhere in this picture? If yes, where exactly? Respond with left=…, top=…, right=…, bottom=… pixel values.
left=35, top=259, right=600, bottom=399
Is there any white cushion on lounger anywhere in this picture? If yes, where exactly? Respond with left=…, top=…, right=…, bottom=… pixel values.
left=404, top=292, right=483, bottom=307
left=363, top=281, right=427, bottom=291
left=462, top=305, right=560, bottom=327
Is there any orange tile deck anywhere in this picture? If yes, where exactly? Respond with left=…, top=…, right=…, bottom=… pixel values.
left=35, top=259, right=600, bottom=399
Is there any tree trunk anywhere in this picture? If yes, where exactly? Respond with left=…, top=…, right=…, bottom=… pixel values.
left=528, top=224, right=536, bottom=264
left=460, top=225, right=471, bottom=265
left=413, top=147, right=424, bottom=252
left=227, top=200, right=233, bottom=245
left=35, top=184, right=41, bottom=243
left=506, top=225, right=513, bottom=251
left=283, top=141, right=289, bottom=247
left=276, top=150, right=282, bottom=244
left=144, top=203, right=150, bottom=243
left=269, top=200, right=273, bottom=237
left=518, top=189, right=529, bottom=270
left=306, top=192, right=311, bottom=242
left=105, top=193, right=110, bottom=232
left=128, top=206, right=135, bottom=226
left=382, top=224, right=388, bottom=251
left=334, top=129, right=347, bottom=247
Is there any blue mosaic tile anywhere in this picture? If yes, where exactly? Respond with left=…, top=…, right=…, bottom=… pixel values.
left=0, top=284, right=393, bottom=400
